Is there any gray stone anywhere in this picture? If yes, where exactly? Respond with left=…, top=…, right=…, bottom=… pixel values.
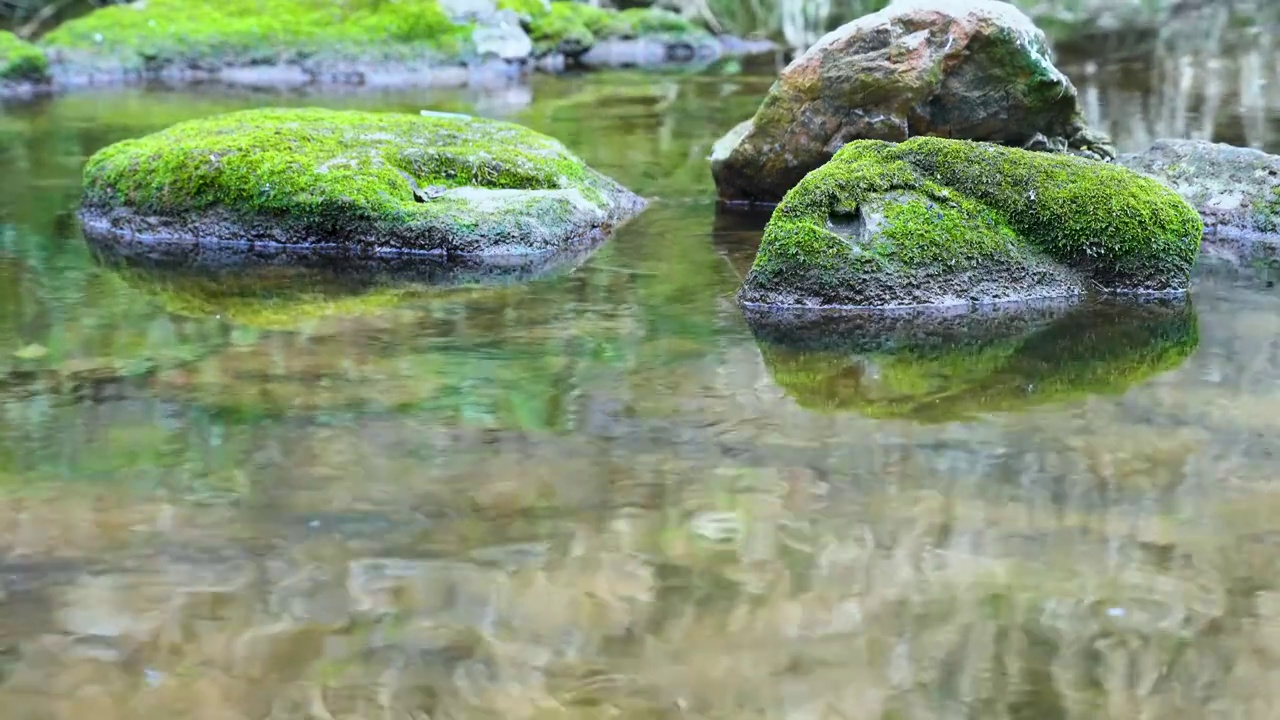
left=710, top=0, right=1114, bottom=204
left=1117, top=139, right=1280, bottom=265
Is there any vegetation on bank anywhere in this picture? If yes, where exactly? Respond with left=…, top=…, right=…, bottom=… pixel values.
left=742, top=137, right=1203, bottom=307
left=34, top=0, right=713, bottom=72
left=516, top=3, right=707, bottom=55
left=0, top=28, right=48, bottom=82
left=40, top=0, right=474, bottom=69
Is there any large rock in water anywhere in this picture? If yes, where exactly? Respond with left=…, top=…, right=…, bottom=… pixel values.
left=1117, top=139, right=1280, bottom=265
left=710, top=0, right=1115, bottom=204
left=739, top=137, right=1202, bottom=309
left=79, top=107, right=646, bottom=258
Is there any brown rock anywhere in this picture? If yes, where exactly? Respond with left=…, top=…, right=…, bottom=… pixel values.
left=709, top=0, right=1115, bottom=204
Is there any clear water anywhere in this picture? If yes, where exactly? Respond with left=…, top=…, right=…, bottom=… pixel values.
left=1, top=40, right=1280, bottom=718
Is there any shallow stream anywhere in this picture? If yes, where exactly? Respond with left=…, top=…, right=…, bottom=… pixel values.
left=1, top=34, right=1280, bottom=718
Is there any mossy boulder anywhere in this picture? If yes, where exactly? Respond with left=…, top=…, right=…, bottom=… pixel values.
left=739, top=137, right=1202, bottom=308
left=749, top=298, right=1198, bottom=421
left=1118, top=139, right=1280, bottom=266
left=0, top=30, right=49, bottom=85
left=79, top=107, right=646, bottom=259
left=710, top=0, right=1115, bottom=204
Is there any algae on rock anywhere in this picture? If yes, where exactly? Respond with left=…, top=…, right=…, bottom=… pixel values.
left=79, top=106, right=646, bottom=258
left=740, top=137, right=1202, bottom=309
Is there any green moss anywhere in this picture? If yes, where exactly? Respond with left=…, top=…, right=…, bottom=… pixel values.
left=617, top=7, right=706, bottom=38
left=526, top=1, right=597, bottom=55
left=756, top=301, right=1198, bottom=422
left=81, top=107, right=618, bottom=247
left=40, top=0, right=473, bottom=71
left=1256, top=187, right=1280, bottom=234
left=0, top=30, right=49, bottom=83
left=496, top=0, right=549, bottom=21
left=746, top=137, right=1203, bottom=304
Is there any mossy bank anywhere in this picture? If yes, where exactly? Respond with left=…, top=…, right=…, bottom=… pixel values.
left=0, top=30, right=50, bottom=92
left=35, top=0, right=756, bottom=89
left=79, top=107, right=646, bottom=258
left=739, top=136, right=1203, bottom=309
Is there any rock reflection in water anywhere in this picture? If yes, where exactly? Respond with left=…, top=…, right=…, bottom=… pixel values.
left=85, top=228, right=607, bottom=334
left=748, top=299, right=1198, bottom=421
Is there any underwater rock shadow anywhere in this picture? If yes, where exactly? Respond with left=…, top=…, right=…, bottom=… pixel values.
left=746, top=297, right=1199, bottom=422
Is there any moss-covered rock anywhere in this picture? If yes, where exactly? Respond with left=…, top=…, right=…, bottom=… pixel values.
left=0, top=30, right=49, bottom=85
left=739, top=137, right=1202, bottom=308
left=749, top=298, right=1198, bottom=421
left=1117, top=139, right=1280, bottom=266
left=38, top=0, right=490, bottom=84
left=710, top=0, right=1115, bottom=204
left=79, top=107, right=646, bottom=258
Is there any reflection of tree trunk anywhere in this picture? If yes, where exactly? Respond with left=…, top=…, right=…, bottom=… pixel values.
left=779, top=0, right=832, bottom=51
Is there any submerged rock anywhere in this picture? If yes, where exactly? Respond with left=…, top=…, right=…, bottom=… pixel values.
left=710, top=0, right=1115, bottom=204
left=749, top=298, right=1197, bottom=421
left=738, top=137, right=1202, bottom=309
left=79, top=107, right=645, bottom=258
left=1117, top=139, right=1280, bottom=265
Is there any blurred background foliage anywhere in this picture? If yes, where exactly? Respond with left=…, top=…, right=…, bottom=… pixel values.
left=1, top=0, right=1256, bottom=51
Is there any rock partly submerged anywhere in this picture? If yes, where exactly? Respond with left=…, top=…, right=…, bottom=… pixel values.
left=710, top=0, right=1115, bottom=204
left=738, top=136, right=1202, bottom=309
left=1118, top=139, right=1280, bottom=266
left=748, top=297, right=1198, bottom=422
left=79, top=107, right=646, bottom=259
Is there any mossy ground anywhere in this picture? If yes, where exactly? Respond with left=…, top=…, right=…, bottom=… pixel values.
left=81, top=107, right=638, bottom=254
left=0, top=30, right=49, bottom=83
left=40, top=0, right=473, bottom=70
left=744, top=137, right=1203, bottom=307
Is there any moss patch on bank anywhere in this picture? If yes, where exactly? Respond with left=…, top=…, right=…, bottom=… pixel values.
left=502, top=1, right=707, bottom=56
left=81, top=106, right=642, bottom=255
left=742, top=137, right=1203, bottom=308
left=0, top=30, right=49, bottom=83
left=40, top=0, right=473, bottom=71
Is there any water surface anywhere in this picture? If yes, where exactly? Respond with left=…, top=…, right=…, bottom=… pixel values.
left=1, top=38, right=1280, bottom=719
